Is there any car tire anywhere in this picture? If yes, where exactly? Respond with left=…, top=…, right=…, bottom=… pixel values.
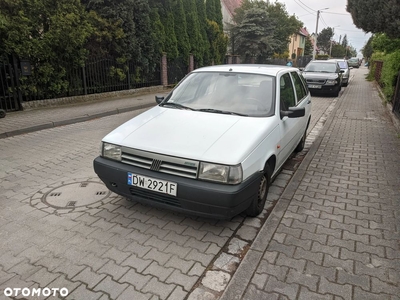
left=343, top=82, right=348, bottom=87
left=246, top=165, right=271, bottom=217
left=295, top=129, right=307, bottom=152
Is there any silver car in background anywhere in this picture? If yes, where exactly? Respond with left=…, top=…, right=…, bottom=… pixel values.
left=329, top=59, right=351, bottom=87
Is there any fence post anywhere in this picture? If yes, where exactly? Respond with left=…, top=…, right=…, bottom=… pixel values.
left=82, top=66, right=87, bottom=95
left=188, top=54, right=194, bottom=72
left=226, top=55, right=232, bottom=64
left=161, top=53, right=168, bottom=87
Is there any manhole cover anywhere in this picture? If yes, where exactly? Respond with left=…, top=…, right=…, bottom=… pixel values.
left=42, top=181, right=110, bottom=209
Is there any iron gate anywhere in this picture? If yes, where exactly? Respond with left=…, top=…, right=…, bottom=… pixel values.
left=392, top=71, right=400, bottom=119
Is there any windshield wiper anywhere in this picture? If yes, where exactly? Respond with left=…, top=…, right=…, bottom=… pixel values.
left=197, top=108, right=248, bottom=116
left=160, top=102, right=196, bottom=110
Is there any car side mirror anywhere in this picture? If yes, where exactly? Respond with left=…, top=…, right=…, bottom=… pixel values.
left=155, top=96, right=164, bottom=104
left=349, top=67, right=353, bottom=69
left=340, top=70, right=345, bottom=73
left=280, top=106, right=305, bottom=119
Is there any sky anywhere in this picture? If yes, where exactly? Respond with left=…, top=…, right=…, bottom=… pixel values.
left=278, top=0, right=372, bottom=55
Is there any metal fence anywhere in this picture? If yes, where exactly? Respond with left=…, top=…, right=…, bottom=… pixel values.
left=393, top=71, right=400, bottom=119
left=0, top=55, right=161, bottom=112
left=167, top=58, right=188, bottom=85
left=0, top=56, right=21, bottom=112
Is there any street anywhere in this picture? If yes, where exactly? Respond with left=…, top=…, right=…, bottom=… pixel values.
left=0, top=85, right=338, bottom=300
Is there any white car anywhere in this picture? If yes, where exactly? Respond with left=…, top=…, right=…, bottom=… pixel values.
left=94, top=65, right=312, bottom=219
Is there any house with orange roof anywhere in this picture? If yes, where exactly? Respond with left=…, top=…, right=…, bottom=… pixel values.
left=288, top=27, right=310, bottom=60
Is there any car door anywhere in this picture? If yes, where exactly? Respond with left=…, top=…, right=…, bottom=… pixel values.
left=277, top=72, right=299, bottom=168
left=291, top=70, right=311, bottom=140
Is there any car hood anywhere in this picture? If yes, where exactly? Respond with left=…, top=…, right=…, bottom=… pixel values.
left=302, top=72, right=339, bottom=79
left=103, top=106, right=277, bottom=165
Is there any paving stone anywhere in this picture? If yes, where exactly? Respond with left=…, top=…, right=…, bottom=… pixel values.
left=165, top=256, right=195, bottom=274
left=97, top=260, right=129, bottom=281
left=267, top=240, right=296, bottom=258
left=243, top=284, right=279, bottom=300
left=264, top=276, right=299, bottom=300
left=187, top=288, right=217, bottom=300
left=213, top=253, right=240, bottom=272
left=294, top=246, right=324, bottom=265
left=286, top=268, right=318, bottom=292
left=93, top=275, right=129, bottom=299
left=257, top=260, right=288, bottom=281
left=117, top=286, right=151, bottom=300
left=166, top=269, right=198, bottom=291
left=298, top=286, right=333, bottom=300
left=142, top=276, right=176, bottom=299
left=276, top=253, right=306, bottom=273
left=337, top=269, right=370, bottom=290
left=227, top=238, right=248, bottom=255
left=143, top=261, right=174, bottom=281
left=353, top=287, right=390, bottom=300
left=72, top=267, right=106, bottom=289
left=66, top=284, right=103, bottom=300
left=201, top=270, right=230, bottom=292
left=371, top=277, right=400, bottom=295
left=318, top=277, right=352, bottom=300
left=305, top=261, right=336, bottom=282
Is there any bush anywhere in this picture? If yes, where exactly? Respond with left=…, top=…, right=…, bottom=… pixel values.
left=316, top=54, right=329, bottom=60
left=381, top=50, right=400, bottom=101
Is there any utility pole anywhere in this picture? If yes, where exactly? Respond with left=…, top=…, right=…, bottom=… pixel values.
left=312, top=8, right=329, bottom=60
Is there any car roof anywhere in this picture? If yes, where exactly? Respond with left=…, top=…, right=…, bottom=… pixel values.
left=328, top=59, right=346, bottom=62
left=308, top=60, right=337, bottom=64
left=192, top=64, right=298, bottom=76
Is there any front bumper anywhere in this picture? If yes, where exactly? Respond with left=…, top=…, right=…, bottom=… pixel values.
left=308, top=84, right=340, bottom=94
left=93, top=157, right=261, bottom=219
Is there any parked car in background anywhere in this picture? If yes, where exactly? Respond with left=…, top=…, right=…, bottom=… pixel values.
left=348, top=57, right=360, bottom=68
left=301, top=60, right=343, bottom=96
left=329, top=59, right=351, bottom=87
left=94, top=65, right=312, bottom=219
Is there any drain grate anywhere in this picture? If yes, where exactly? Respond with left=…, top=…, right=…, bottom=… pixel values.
left=49, top=192, right=61, bottom=197
left=80, top=183, right=88, bottom=188
left=96, top=191, right=107, bottom=195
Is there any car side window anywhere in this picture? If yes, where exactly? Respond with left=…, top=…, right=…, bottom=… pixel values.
left=280, top=73, right=296, bottom=110
left=290, top=72, right=307, bottom=103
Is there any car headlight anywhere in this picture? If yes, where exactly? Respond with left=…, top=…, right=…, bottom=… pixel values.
left=102, top=142, right=121, bottom=161
left=326, top=79, right=338, bottom=85
left=199, top=162, right=242, bottom=184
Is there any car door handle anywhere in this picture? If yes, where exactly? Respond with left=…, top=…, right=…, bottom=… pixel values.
left=307, top=100, right=311, bottom=104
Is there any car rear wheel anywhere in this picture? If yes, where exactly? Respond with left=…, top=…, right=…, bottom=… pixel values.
left=246, top=165, right=271, bottom=217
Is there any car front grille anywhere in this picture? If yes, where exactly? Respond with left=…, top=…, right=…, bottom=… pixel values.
left=121, top=147, right=199, bottom=179
left=306, top=79, right=326, bottom=84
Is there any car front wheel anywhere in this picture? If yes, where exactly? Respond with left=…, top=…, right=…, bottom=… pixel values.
left=295, top=129, right=307, bottom=152
left=246, top=165, right=271, bottom=217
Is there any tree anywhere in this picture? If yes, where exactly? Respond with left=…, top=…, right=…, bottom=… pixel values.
left=317, top=27, right=334, bottom=53
left=232, top=0, right=302, bottom=59
left=183, top=0, right=206, bottom=65
left=172, top=0, right=190, bottom=59
left=347, top=0, right=400, bottom=38
left=330, top=43, right=346, bottom=58
left=266, top=2, right=303, bottom=55
left=0, top=0, right=92, bottom=96
left=361, top=35, right=373, bottom=60
left=341, top=34, right=348, bottom=48
left=371, top=33, right=400, bottom=53
left=304, top=36, right=313, bottom=56
left=233, top=7, right=277, bottom=62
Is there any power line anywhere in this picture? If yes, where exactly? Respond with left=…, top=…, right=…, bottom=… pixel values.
left=293, top=0, right=316, bottom=15
left=297, top=0, right=317, bottom=12
left=323, top=11, right=350, bottom=16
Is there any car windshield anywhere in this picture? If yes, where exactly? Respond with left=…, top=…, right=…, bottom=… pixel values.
left=337, top=61, right=348, bottom=69
left=304, top=62, right=337, bottom=73
left=161, top=72, right=276, bottom=117
left=349, top=59, right=358, bottom=63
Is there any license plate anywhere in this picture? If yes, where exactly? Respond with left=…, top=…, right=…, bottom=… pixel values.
left=308, top=84, right=322, bottom=89
left=128, top=173, right=177, bottom=196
